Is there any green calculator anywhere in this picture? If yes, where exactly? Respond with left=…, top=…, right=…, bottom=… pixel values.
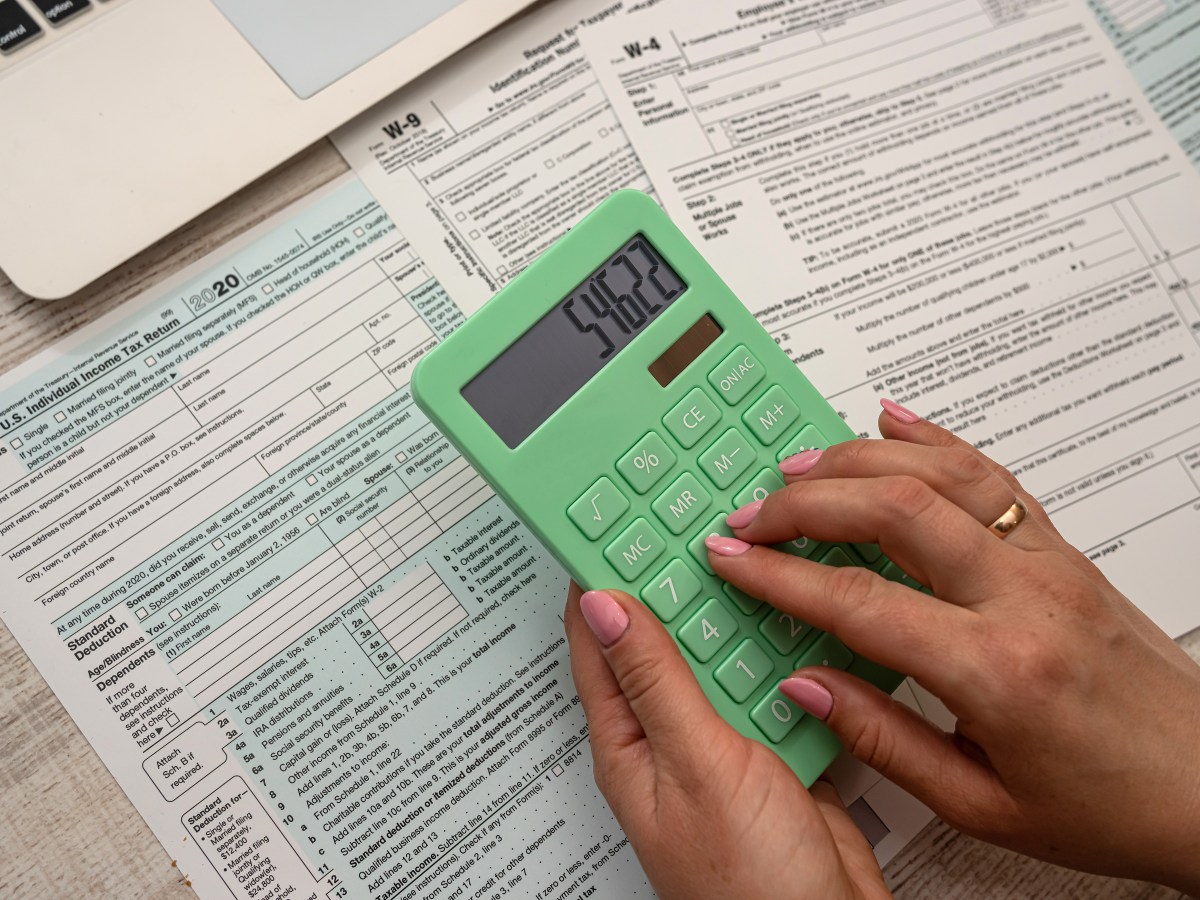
left=412, top=190, right=905, bottom=785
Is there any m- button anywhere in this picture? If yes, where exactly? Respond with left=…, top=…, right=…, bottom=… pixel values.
left=663, top=388, right=719, bottom=448
left=708, top=345, right=764, bottom=405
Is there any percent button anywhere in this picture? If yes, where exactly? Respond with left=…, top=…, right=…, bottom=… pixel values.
left=617, top=432, right=676, bottom=494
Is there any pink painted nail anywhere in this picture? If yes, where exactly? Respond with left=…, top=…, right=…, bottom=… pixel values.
left=880, top=398, right=921, bottom=424
left=725, top=499, right=764, bottom=529
left=579, top=590, right=629, bottom=647
left=779, top=677, right=834, bottom=720
left=705, top=535, right=752, bottom=556
left=779, top=448, right=822, bottom=476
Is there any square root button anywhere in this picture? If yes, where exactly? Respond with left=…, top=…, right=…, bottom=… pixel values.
left=568, top=477, right=629, bottom=540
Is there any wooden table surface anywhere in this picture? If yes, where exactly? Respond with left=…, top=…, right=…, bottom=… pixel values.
left=0, top=138, right=1196, bottom=899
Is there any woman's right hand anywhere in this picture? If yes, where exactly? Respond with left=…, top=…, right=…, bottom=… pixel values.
left=708, top=401, right=1200, bottom=893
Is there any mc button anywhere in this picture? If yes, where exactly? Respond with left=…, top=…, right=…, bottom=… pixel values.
left=604, top=518, right=666, bottom=581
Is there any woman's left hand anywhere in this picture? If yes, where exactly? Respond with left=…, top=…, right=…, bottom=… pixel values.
left=563, top=581, right=891, bottom=900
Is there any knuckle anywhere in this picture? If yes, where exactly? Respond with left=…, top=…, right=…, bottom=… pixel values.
left=844, top=704, right=898, bottom=772
left=616, top=652, right=667, bottom=709
left=1004, top=630, right=1072, bottom=685
left=942, top=447, right=994, bottom=490
left=879, top=474, right=937, bottom=518
left=827, top=438, right=872, bottom=472
left=823, top=564, right=879, bottom=614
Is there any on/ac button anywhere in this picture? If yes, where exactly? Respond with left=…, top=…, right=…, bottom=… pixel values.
left=708, top=345, right=764, bottom=405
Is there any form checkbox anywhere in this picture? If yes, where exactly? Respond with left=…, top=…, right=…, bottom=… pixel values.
left=395, top=451, right=407, bottom=464
left=144, top=355, right=157, bottom=367
left=212, top=538, right=224, bottom=550
left=54, top=411, right=66, bottom=423
left=497, top=265, right=508, bottom=275
left=10, top=438, right=21, bottom=450
left=169, top=608, right=182, bottom=621
left=306, top=474, right=318, bottom=486
left=307, top=513, right=318, bottom=525
left=544, top=159, right=555, bottom=169
left=599, top=127, right=609, bottom=137
left=262, top=283, right=274, bottom=295
left=166, top=713, right=180, bottom=727
left=469, top=229, right=480, bottom=239
left=354, top=227, right=365, bottom=238
left=135, top=607, right=149, bottom=621
left=552, top=764, right=564, bottom=777
left=455, top=211, right=467, bottom=222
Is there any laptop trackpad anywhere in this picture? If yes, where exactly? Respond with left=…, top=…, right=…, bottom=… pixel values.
left=210, top=0, right=468, bottom=99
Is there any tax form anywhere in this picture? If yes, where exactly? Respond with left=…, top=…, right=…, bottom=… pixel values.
left=332, top=0, right=958, bottom=864
left=0, top=176, right=653, bottom=899
left=331, top=0, right=657, bottom=313
left=1087, top=0, right=1200, bottom=165
left=583, top=0, right=1200, bottom=638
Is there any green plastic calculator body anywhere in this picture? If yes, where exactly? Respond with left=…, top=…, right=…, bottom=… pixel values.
left=412, top=190, right=904, bottom=785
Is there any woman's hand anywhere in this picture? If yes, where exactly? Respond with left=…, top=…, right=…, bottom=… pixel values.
left=709, top=400, right=1200, bottom=893
left=563, top=582, right=892, bottom=900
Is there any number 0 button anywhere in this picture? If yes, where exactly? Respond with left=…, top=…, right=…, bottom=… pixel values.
left=715, top=639, right=775, bottom=702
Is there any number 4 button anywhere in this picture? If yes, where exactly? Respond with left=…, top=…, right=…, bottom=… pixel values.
left=677, top=598, right=736, bottom=662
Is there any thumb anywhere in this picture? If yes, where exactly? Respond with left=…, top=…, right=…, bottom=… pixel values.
left=578, top=589, right=732, bottom=768
left=781, top=668, right=1008, bottom=831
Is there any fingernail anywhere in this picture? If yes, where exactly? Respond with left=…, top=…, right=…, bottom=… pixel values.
left=725, top=499, right=764, bottom=529
left=579, top=590, right=629, bottom=646
left=705, top=535, right=752, bottom=556
left=778, top=448, right=822, bottom=475
left=880, top=398, right=921, bottom=424
left=779, top=677, right=834, bottom=720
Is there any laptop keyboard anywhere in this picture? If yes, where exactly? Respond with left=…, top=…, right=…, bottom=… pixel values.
left=0, top=0, right=111, bottom=58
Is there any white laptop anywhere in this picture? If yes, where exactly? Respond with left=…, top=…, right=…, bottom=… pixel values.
left=0, top=0, right=535, bottom=299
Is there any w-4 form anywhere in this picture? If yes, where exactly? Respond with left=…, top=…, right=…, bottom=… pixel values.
left=585, top=0, right=1200, bottom=639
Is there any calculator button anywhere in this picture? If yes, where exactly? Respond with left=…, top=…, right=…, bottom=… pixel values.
left=733, top=467, right=785, bottom=508
left=881, top=561, right=923, bottom=590
left=724, top=582, right=762, bottom=616
left=642, top=559, right=702, bottom=623
left=604, top=518, right=666, bottom=581
left=677, top=598, right=737, bottom=662
left=617, top=432, right=676, bottom=494
left=698, top=428, right=754, bottom=489
left=777, top=535, right=821, bottom=560
left=567, top=477, right=629, bottom=540
left=854, top=543, right=883, bottom=563
left=818, top=546, right=863, bottom=567
left=796, top=632, right=854, bottom=671
left=651, top=472, right=712, bottom=535
left=776, top=423, right=831, bottom=462
left=715, top=639, right=775, bottom=702
left=687, top=513, right=733, bottom=574
left=759, top=609, right=813, bottom=655
left=707, top=345, right=764, bottom=405
left=751, top=688, right=806, bottom=743
left=663, top=387, right=719, bottom=448
left=742, top=386, right=801, bottom=446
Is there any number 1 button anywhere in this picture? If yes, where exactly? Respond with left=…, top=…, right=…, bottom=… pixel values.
left=567, top=477, right=628, bottom=540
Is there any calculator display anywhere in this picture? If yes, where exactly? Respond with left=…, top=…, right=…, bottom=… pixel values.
left=463, top=234, right=686, bottom=447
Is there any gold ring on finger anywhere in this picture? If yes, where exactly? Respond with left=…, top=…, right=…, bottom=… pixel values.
left=987, top=497, right=1027, bottom=539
